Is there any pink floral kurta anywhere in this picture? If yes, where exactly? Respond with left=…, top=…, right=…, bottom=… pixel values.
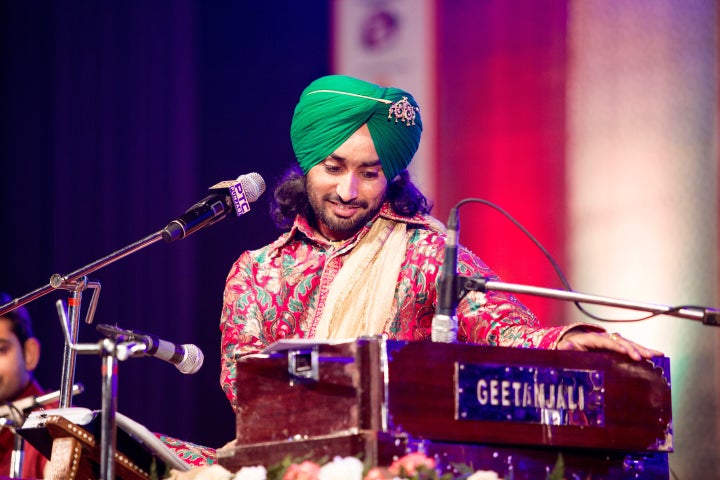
left=220, top=203, right=576, bottom=411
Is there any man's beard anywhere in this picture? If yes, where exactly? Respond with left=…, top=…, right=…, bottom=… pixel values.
left=308, top=192, right=385, bottom=237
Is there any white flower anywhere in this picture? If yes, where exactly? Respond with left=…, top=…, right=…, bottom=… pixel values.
left=233, top=465, right=267, bottom=480
left=467, top=470, right=501, bottom=480
left=193, top=465, right=234, bottom=480
left=318, top=456, right=364, bottom=480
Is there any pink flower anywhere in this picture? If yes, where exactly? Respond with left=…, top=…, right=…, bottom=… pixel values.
left=282, top=461, right=321, bottom=480
left=388, top=453, right=436, bottom=477
left=363, top=467, right=398, bottom=480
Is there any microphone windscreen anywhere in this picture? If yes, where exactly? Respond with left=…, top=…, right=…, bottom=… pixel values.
left=237, top=172, right=266, bottom=202
left=177, top=344, right=204, bottom=374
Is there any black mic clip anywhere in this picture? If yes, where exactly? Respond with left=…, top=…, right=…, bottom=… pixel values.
left=96, top=323, right=142, bottom=343
left=161, top=172, right=266, bottom=243
left=459, top=276, right=488, bottom=295
left=96, top=324, right=152, bottom=360
left=161, top=193, right=231, bottom=242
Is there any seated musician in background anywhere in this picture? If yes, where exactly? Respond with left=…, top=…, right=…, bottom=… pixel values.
left=0, top=292, right=53, bottom=479
left=219, top=74, right=663, bottom=412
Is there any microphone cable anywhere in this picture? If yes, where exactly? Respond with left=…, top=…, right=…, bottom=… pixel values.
left=452, top=197, right=706, bottom=323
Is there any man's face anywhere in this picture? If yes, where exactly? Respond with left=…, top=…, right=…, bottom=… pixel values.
left=306, top=124, right=388, bottom=241
left=0, top=319, right=31, bottom=402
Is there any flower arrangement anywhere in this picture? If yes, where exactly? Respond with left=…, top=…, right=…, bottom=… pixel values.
left=175, top=452, right=566, bottom=480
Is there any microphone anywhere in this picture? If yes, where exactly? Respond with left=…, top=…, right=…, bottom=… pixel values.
left=96, top=324, right=204, bottom=374
left=432, top=206, right=459, bottom=342
left=162, top=172, right=266, bottom=242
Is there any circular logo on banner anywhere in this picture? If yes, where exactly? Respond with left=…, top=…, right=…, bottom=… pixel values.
left=360, top=9, right=400, bottom=51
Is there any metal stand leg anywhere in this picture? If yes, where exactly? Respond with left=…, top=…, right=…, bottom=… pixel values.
left=9, top=431, right=24, bottom=478
left=57, top=301, right=121, bottom=480
left=60, top=287, right=83, bottom=408
left=100, top=338, right=118, bottom=480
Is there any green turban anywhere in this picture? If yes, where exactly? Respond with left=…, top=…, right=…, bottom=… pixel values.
left=290, top=75, right=422, bottom=181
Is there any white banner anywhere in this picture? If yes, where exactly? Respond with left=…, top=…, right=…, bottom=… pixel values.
left=333, top=0, right=437, bottom=201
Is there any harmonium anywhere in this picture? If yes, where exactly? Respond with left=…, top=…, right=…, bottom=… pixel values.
left=217, top=337, right=672, bottom=479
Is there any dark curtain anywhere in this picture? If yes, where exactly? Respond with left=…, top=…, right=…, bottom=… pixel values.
left=0, top=1, right=330, bottom=448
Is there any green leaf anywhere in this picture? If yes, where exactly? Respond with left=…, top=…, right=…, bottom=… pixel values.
left=547, top=453, right=565, bottom=480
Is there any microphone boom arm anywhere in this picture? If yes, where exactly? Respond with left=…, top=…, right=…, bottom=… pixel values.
left=462, top=276, right=720, bottom=326
left=0, top=229, right=164, bottom=318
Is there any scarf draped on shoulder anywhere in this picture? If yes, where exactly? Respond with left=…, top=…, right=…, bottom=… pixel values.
left=313, top=217, right=407, bottom=339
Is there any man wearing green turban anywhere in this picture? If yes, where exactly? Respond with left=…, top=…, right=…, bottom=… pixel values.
left=218, top=75, right=662, bottom=414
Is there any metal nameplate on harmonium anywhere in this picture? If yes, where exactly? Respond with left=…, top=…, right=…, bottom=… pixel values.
left=456, top=363, right=604, bottom=426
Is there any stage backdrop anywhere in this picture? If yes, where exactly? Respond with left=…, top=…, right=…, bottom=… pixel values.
left=333, top=0, right=718, bottom=477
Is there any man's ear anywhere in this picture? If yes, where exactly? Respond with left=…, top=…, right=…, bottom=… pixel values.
left=23, top=337, right=41, bottom=372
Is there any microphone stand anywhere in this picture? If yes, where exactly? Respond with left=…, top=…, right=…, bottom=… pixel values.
left=0, top=230, right=165, bottom=407
left=11, top=431, right=24, bottom=479
left=0, top=230, right=163, bottom=480
left=56, top=300, right=149, bottom=480
left=460, top=276, right=720, bottom=325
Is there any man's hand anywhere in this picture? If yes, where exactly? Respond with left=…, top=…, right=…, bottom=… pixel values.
left=556, top=329, right=664, bottom=361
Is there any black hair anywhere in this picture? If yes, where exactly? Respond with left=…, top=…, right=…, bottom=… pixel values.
left=0, top=292, right=34, bottom=346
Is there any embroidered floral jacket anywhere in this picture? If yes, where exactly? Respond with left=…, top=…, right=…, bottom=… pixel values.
left=220, top=203, right=577, bottom=411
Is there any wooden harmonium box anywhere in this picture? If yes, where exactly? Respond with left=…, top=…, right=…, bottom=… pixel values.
left=223, top=337, right=672, bottom=477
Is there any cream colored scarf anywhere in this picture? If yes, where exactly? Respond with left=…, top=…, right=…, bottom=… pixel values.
left=314, top=217, right=407, bottom=340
